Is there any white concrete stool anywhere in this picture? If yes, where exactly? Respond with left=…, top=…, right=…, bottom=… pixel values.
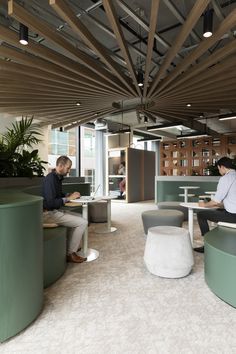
left=144, top=226, right=194, bottom=278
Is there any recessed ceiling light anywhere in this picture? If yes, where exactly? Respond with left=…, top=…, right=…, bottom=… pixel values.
left=186, top=103, right=191, bottom=107
left=76, top=102, right=81, bottom=106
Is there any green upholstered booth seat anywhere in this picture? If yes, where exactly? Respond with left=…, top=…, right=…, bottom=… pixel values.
left=43, top=225, right=67, bottom=288
left=155, top=177, right=219, bottom=203
left=205, top=226, right=236, bottom=308
left=24, top=182, right=91, bottom=214
left=0, top=191, right=43, bottom=342
left=24, top=181, right=91, bottom=198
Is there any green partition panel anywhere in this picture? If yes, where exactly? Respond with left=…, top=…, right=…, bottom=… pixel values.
left=205, top=226, right=236, bottom=308
left=156, top=180, right=218, bottom=202
left=0, top=191, right=43, bottom=342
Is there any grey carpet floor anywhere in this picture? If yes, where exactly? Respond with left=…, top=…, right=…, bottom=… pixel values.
left=1, top=200, right=236, bottom=354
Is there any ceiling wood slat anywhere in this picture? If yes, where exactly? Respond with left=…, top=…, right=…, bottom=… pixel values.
left=157, top=39, right=236, bottom=97
left=143, top=0, right=160, bottom=98
left=7, top=0, right=132, bottom=96
left=49, top=0, right=137, bottom=97
left=147, top=0, right=211, bottom=98
left=103, top=0, right=141, bottom=96
left=0, top=25, right=129, bottom=96
left=153, top=8, right=236, bottom=97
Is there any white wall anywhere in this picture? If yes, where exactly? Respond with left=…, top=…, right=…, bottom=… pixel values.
left=0, top=114, right=49, bottom=174
left=0, top=113, right=17, bottom=132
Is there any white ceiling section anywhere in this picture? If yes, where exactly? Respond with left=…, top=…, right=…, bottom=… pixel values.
left=0, top=0, right=236, bottom=138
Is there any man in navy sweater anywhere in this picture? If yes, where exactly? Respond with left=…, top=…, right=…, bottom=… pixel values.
left=43, top=155, right=87, bottom=263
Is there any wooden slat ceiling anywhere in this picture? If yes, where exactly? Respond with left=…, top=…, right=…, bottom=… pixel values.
left=0, top=0, right=235, bottom=134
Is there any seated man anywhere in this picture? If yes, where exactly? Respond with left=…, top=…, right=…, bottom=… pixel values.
left=42, top=155, right=87, bottom=263
left=118, top=162, right=126, bottom=199
left=195, top=156, right=236, bottom=253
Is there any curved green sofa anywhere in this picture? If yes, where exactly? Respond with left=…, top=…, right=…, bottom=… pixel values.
left=205, top=226, right=236, bottom=307
left=0, top=190, right=43, bottom=342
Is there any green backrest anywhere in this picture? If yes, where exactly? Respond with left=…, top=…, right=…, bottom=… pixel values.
left=24, top=182, right=91, bottom=197
left=156, top=180, right=218, bottom=202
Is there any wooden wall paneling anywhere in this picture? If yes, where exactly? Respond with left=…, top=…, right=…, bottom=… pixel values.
left=159, top=135, right=236, bottom=176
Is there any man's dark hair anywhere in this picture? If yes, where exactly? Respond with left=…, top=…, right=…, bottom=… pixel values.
left=56, top=155, right=72, bottom=166
left=216, top=156, right=235, bottom=169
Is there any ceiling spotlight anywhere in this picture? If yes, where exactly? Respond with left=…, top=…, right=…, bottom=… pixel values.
left=144, top=116, right=148, bottom=124
left=76, top=102, right=81, bottom=106
left=186, top=103, right=191, bottom=107
left=203, top=9, right=213, bottom=38
left=19, top=23, right=28, bottom=45
left=137, top=70, right=144, bottom=87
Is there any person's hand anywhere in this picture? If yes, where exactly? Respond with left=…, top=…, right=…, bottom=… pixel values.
left=198, top=201, right=205, bottom=207
left=68, top=192, right=81, bottom=200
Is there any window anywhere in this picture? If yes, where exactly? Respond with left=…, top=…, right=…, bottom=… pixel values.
left=80, top=126, right=96, bottom=190
left=48, top=128, right=77, bottom=175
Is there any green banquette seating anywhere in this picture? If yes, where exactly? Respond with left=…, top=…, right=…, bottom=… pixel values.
left=205, top=225, right=236, bottom=308
left=0, top=191, right=43, bottom=342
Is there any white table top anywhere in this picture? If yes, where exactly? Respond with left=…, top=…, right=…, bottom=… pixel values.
left=180, top=202, right=214, bottom=210
left=179, top=186, right=200, bottom=189
left=205, top=191, right=216, bottom=194
left=72, top=196, right=103, bottom=203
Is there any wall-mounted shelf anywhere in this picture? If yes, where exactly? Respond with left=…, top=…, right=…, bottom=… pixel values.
left=160, top=135, right=236, bottom=176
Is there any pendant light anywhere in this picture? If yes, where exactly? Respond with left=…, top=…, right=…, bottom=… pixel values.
left=19, top=23, right=28, bottom=45
left=203, top=9, right=213, bottom=38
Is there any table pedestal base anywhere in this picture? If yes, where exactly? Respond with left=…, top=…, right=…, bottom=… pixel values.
left=77, top=248, right=99, bottom=262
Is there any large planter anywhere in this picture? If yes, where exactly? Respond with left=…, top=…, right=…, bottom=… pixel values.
left=0, top=177, right=44, bottom=189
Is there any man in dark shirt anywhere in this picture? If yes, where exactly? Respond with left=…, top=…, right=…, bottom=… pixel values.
left=43, top=155, right=87, bottom=263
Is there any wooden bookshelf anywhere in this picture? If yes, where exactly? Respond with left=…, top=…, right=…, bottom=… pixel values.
left=160, top=134, right=236, bottom=176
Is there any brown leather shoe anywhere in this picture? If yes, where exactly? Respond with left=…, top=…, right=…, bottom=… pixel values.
left=67, top=252, right=87, bottom=263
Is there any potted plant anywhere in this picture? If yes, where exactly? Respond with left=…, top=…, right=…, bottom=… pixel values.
left=0, top=116, right=47, bottom=180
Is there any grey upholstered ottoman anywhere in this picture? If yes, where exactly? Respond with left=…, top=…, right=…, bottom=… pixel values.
left=88, top=200, right=108, bottom=223
left=157, top=201, right=188, bottom=221
left=141, top=209, right=184, bottom=235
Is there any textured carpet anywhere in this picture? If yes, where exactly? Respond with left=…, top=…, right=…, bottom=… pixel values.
left=1, top=201, right=236, bottom=354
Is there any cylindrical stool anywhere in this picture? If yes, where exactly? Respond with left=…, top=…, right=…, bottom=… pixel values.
left=88, top=200, right=107, bottom=223
left=144, top=226, right=194, bottom=278
left=142, top=209, right=184, bottom=235
left=157, top=201, right=188, bottom=221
